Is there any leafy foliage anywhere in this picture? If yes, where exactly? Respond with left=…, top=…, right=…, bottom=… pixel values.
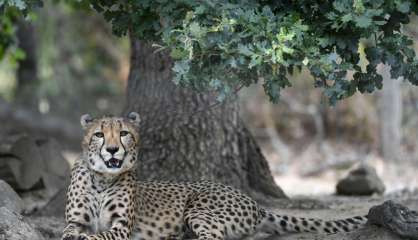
left=2, top=0, right=418, bottom=103
left=0, top=0, right=42, bottom=64
left=90, top=0, right=418, bottom=103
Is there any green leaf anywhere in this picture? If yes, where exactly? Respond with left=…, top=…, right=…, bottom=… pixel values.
left=333, top=0, right=352, bottom=13
left=355, top=15, right=372, bottom=28
left=237, top=44, right=253, bottom=56
left=341, top=14, right=353, bottom=23
left=396, top=1, right=410, bottom=13
left=170, top=48, right=187, bottom=59
left=189, top=22, right=204, bottom=38
left=353, top=0, right=366, bottom=14
left=93, top=0, right=418, bottom=103
left=194, top=5, right=206, bottom=15
left=209, top=78, right=222, bottom=88
left=282, top=45, right=294, bottom=54
left=249, top=55, right=261, bottom=68
left=13, top=47, right=25, bottom=60
left=374, top=20, right=386, bottom=25
left=9, top=0, right=26, bottom=9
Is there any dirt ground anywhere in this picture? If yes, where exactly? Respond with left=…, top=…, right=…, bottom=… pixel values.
left=23, top=150, right=418, bottom=240
left=22, top=151, right=415, bottom=239
left=262, top=158, right=418, bottom=239
left=25, top=190, right=418, bottom=240
left=262, top=191, right=418, bottom=240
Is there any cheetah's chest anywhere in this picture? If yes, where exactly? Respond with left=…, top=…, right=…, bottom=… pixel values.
left=90, top=189, right=122, bottom=233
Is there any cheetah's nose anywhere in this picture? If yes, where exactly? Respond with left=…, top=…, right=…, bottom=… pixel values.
left=106, top=146, right=119, bottom=155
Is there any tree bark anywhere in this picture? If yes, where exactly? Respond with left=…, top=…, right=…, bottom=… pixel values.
left=16, top=20, right=39, bottom=106
left=377, top=64, right=402, bottom=162
left=124, top=39, right=286, bottom=202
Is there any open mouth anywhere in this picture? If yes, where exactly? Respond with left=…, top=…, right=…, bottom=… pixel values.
left=105, top=158, right=123, bottom=169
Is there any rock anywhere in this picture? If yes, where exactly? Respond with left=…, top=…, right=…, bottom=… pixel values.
left=0, top=207, right=42, bottom=240
left=27, top=215, right=66, bottom=239
left=36, top=138, right=70, bottom=194
left=9, top=136, right=44, bottom=190
left=336, top=165, right=385, bottom=196
left=0, top=180, right=24, bottom=213
left=36, top=187, right=67, bottom=217
left=0, top=155, right=21, bottom=190
left=9, top=136, right=69, bottom=193
left=367, top=200, right=418, bottom=240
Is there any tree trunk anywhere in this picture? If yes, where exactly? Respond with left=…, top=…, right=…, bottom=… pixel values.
left=377, top=64, right=402, bottom=161
left=124, top=39, right=286, bottom=203
left=16, top=20, right=38, bottom=106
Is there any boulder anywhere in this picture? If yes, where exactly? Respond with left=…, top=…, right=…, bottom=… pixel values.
left=9, top=136, right=45, bottom=190
left=0, top=154, right=21, bottom=190
left=36, top=187, right=67, bottom=217
left=8, top=136, right=69, bottom=193
left=0, top=180, right=24, bottom=213
left=336, top=165, right=385, bottom=196
left=0, top=207, right=42, bottom=240
left=36, top=138, right=70, bottom=194
left=27, top=215, right=66, bottom=239
left=367, top=200, right=418, bottom=240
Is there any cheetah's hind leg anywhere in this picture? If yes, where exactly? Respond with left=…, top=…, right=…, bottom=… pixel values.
left=184, top=207, right=225, bottom=240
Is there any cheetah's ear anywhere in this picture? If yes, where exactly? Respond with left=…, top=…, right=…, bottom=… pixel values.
left=80, top=114, right=94, bottom=130
left=127, top=112, right=141, bottom=126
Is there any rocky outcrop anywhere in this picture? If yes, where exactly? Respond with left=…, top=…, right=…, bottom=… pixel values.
left=0, top=180, right=24, bottom=213
left=0, top=207, right=42, bottom=240
left=9, top=136, right=69, bottom=193
left=368, top=200, right=418, bottom=240
left=0, top=180, right=65, bottom=240
left=27, top=216, right=66, bottom=240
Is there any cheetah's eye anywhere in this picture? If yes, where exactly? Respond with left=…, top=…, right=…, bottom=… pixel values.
left=120, top=131, right=129, bottom=137
left=94, top=132, right=104, bottom=138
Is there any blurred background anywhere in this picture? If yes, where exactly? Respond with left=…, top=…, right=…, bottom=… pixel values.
left=0, top=1, right=418, bottom=200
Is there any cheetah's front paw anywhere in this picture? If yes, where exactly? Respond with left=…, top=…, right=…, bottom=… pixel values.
left=62, top=234, right=89, bottom=240
left=62, top=234, right=78, bottom=240
left=78, top=233, right=89, bottom=240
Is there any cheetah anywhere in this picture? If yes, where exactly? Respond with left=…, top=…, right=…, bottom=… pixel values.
left=62, top=113, right=368, bottom=240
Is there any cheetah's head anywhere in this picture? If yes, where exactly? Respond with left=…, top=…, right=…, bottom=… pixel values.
left=80, top=112, right=140, bottom=175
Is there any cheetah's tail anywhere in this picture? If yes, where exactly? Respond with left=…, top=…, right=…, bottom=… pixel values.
left=259, top=210, right=368, bottom=236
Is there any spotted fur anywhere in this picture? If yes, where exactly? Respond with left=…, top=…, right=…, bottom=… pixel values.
left=62, top=113, right=367, bottom=240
